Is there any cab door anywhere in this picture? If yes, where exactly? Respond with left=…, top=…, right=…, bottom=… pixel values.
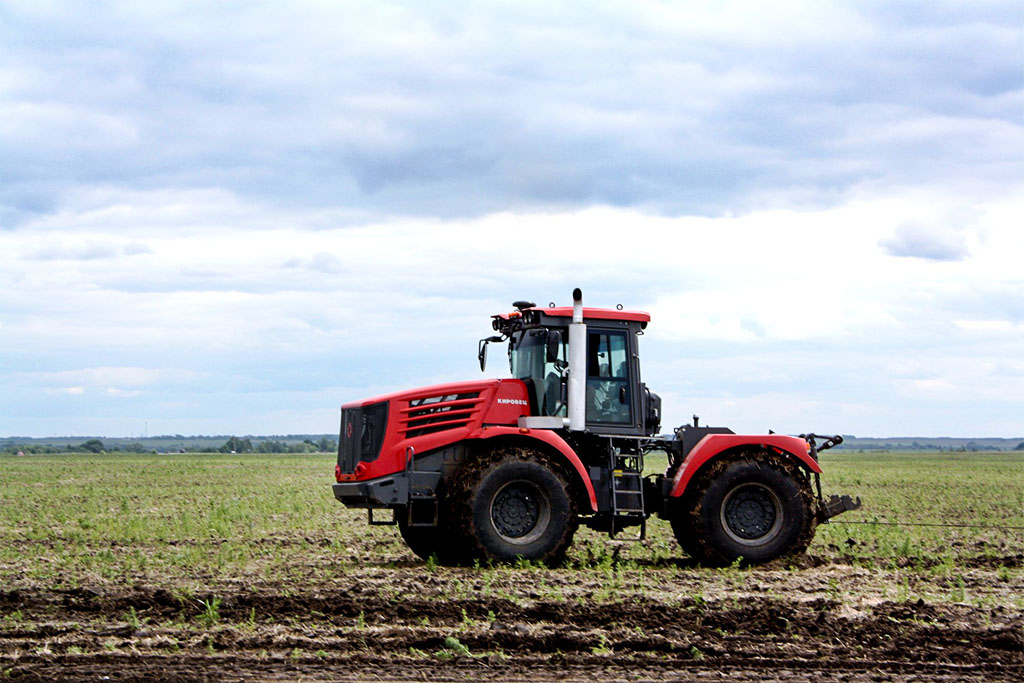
left=584, top=327, right=639, bottom=432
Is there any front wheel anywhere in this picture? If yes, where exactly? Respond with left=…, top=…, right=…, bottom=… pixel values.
left=397, top=507, right=462, bottom=564
left=397, top=514, right=441, bottom=561
left=447, top=447, right=578, bottom=565
left=671, top=457, right=816, bottom=566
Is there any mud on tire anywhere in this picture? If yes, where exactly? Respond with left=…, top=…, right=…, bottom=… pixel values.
left=672, top=454, right=817, bottom=566
left=445, top=446, right=578, bottom=565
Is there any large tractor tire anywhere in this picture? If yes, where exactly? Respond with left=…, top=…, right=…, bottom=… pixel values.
left=397, top=506, right=463, bottom=564
left=672, top=455, right=816, bottom=566
left=397, top=514, right=442, bottom=561
left=445, top=446, right=578, bottom=565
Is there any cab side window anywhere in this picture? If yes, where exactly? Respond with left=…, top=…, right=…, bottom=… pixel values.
left=585, top=330, right=631, bottom=424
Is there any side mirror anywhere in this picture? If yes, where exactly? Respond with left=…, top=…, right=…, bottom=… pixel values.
left=546, top=329, right=562, bottom=363
left=478, top=336, right=503, bottom=372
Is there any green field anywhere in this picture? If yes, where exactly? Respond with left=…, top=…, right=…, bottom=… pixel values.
left=2, top=450, right=1021, bottom=680
left=1, top=450, right=1020, bottom=587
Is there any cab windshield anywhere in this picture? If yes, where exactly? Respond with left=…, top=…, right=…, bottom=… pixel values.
left=509, top=329, right=566, bottom=417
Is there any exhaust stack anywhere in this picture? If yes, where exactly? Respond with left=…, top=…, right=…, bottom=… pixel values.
left=567, top=287, right=586, bottom=431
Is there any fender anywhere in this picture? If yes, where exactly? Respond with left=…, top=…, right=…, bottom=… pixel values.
left=470, top=426, right=598, bottom=513
left=669, top=434, right=821, bottom=499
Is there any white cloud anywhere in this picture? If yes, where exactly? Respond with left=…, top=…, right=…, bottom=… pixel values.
left=25, top=367, right=191, bottom=388
left=44, top=386, right=85, bottom=396
left=881, top=222, right=970, bottom=261
left=2, top=2, right=1020, bottom=221
left=4, top=189, right=1023, bottom=436
left=105, top=388, right=141, bottom=398
left=2, top=1, right=1022, bottom=437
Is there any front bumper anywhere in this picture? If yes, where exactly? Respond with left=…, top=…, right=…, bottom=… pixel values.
left=332, top=469, right=442, bottom=509
left=333, top=474, right=409, bottom=507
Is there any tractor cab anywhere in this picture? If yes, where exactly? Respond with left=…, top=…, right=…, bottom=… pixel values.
left=482, top=292, right=661, bottom=437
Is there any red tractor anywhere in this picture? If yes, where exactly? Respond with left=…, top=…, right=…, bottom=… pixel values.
left=333, top=289, right=860, bottom=566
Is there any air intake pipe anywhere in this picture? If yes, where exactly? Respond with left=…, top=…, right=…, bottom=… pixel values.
left=567, top=288, right=586, bottom=431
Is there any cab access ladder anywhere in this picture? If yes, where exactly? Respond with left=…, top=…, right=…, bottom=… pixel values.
left=609, top=447, right=646, bottom=539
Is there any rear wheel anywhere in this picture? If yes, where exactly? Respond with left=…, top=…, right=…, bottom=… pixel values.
left=447, top=447, right=578, bottom=565
left=671, top=456, right=816, bottom=566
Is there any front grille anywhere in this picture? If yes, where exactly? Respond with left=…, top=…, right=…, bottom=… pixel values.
left=399, top=392, right=481, bottom=439
left=338, top=401, right=389, bottom=472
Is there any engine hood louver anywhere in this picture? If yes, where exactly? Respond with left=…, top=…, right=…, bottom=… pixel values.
left=399, top=392, right=482, bottom=438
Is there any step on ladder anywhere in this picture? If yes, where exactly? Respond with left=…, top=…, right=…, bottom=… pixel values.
left=405, top=446, right=439, bottom=527
left=407, top=473, right=439, bottom=527
left=609, top=448, right=646, bottom=540
left=366, top=446, right=439, bottom=527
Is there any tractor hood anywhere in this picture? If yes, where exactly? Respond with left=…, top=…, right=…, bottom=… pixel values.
left=337, top=378, right=533, bottom=482
left=341, top=379, right=519, bottom=411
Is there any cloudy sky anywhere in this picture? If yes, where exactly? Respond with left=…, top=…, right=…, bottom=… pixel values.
left=2, top=1, right=1022, bottom=439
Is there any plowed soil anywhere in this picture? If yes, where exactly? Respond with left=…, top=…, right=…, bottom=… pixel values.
left=3, top=558, right=1021, bottom=682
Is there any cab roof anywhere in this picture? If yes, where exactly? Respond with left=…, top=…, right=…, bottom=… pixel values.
left=495, top=306, right=650, bottom=324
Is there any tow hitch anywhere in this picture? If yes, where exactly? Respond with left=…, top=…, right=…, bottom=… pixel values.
left=819, top=493, right=862, bottom=521
left=801, top=433, right=863, bottom=522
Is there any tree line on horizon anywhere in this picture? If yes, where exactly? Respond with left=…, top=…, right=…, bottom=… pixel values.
left=3, top=436, right=338, bottom=455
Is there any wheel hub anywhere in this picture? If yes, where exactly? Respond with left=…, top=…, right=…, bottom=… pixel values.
left=721, top=483, right=783, bottom=545
left=489, top=478, right=554, bottom=546
left=491, top=483, right=540, bottom=538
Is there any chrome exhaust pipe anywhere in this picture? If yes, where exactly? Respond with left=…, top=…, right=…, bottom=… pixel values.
left=567, top=287, right=586, bottom=431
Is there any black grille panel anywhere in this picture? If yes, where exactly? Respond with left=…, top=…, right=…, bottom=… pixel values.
left=338, top=401, right=389, bottom=472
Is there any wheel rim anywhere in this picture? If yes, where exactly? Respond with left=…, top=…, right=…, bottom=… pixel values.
left=489, top=479, right=551, bottom=545
left=720, top=482, right=784, bottom=546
